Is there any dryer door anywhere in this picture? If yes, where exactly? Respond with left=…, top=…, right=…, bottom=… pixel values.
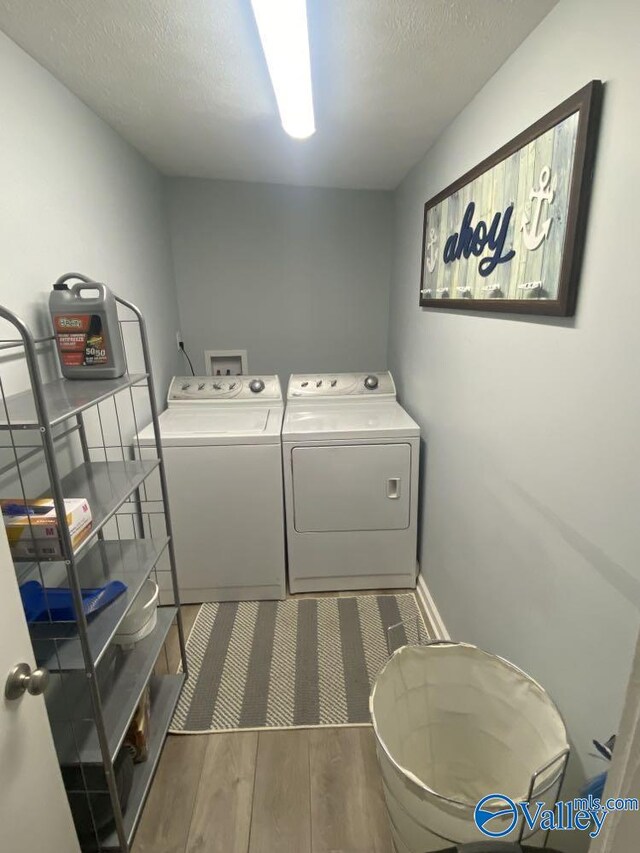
left=292, top=443, right=411, bottom=532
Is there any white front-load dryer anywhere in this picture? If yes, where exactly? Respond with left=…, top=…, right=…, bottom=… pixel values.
left=136, top=375, right=286, bottom=602
left=282, top=372, right=420, bottom=593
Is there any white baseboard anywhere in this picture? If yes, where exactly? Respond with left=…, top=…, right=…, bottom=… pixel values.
left=415, top=573, right=451, bottom=640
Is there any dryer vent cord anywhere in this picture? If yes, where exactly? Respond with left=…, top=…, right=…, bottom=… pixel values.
left=179, top=341, right=195, bottom=376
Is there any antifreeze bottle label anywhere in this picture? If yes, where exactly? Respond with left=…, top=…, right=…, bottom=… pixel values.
left=54, top=313, right=109, bottom=367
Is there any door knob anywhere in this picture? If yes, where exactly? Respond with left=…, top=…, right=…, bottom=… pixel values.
left=5, top=662, right=50, bottom=700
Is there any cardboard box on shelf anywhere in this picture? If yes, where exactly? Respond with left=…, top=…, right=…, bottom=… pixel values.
left=1, top=498, right=92, bottom=558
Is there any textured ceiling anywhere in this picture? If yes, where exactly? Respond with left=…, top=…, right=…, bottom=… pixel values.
left=0, top=0, right=557, bottom=189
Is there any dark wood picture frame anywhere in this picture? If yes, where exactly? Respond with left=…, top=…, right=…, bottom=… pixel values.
left=419, top=80, right=603, bottom=316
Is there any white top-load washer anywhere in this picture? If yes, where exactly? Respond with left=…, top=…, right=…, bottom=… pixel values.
left=136, top=375, right=285, bottom=602
left=282, top=371, right=420, bottom=593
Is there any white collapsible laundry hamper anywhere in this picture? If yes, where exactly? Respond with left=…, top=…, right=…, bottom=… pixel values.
left=370, top=641, right=570, bottom=852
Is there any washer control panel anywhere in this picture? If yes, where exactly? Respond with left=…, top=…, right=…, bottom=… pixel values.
left=287, top=371, right=396, bottom=400
left=167, top=375, right=282, bottom=404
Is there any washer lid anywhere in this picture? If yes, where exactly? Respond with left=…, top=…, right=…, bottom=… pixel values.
left=282, top=402, right=419, bottom=441
left=136, top=406, right=283, bottom=446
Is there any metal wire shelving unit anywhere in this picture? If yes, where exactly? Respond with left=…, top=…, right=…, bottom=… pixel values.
left=0, top=285, right=188, bottom=852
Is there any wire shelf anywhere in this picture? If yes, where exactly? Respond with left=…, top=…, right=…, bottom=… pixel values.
left=0, top=283, right=188, bottom=852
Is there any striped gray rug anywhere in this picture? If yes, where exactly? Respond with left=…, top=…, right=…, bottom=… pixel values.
left=170, top=593, right=426, bottom=733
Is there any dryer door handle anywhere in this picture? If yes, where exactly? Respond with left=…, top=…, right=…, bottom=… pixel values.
left=386, top=477, right=401, bottom=499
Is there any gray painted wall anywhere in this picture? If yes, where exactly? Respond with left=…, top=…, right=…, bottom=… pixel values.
left=0, top=28, right=182, bottom=831
left=167, top=178, right=393, bottom=382
left=388, top=0, right=640, bottom=841
left=0, top=31, right=180, bottom=401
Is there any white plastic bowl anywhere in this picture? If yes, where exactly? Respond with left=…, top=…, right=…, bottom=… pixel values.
left=114, top=579, right=159, bottom=648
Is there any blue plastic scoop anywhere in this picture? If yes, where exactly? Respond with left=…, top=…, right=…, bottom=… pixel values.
left=20, top=579, right=127, bottom=623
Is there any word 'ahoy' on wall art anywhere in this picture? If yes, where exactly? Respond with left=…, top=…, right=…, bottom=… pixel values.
left=419, top=81, right=603, bottom=316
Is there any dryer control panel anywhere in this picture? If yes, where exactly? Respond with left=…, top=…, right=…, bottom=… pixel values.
left=167, top=375, right=282, bottom=404
left=287, top=371, right=396, bottom=400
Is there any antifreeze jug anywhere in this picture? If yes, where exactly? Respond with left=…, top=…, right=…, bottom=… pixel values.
left=50, top=274, right=126, bottom=379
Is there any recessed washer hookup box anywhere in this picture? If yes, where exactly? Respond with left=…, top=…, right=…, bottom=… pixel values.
left=1, top=497, right=92, bottom=558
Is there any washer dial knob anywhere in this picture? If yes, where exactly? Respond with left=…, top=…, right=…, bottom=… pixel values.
left=364, top=374, right=379, bottom=390
left=249, top=378, right=265, bottom=393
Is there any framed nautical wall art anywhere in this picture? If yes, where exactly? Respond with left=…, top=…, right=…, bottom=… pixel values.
left=419, top=80, right=603, bottom=316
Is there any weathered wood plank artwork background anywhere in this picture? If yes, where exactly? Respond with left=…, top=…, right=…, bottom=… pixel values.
left=419, top=80, right=602, bottom=316
left=421, top=111, right=579, bottom=304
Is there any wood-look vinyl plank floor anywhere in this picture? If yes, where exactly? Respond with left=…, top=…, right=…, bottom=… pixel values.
left=309, top=727, right=394, bottom=853
left=248, top=730, right=312, bottom=853
left=132, top=735, right=207, bottom=853
left=134, top=592, right=423, bottom=853
left=186, top=732, right=258, bottom=853
left=135, top=726, right=394, bottom=853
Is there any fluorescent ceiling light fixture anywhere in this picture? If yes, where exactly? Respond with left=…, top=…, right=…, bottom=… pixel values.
left=251, top=0, right=316, bottom=139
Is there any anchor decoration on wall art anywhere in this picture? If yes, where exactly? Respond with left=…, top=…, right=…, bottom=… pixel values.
left=521, top=166, right=555, bottom=251
left=418, top=80, right=603, bottom=316
left=425, top=227, right=438, bottom=274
